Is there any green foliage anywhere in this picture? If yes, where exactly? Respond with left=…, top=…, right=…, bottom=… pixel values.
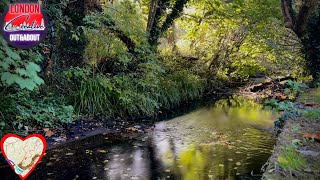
left=0, top=90, right=74, bottom=135
left=83, top=0, right=148, bottom=66
left=284, top=80, right=308, bottom=98
left=278, top=145, right=306, bottom=171
left=76, top=76, right=114, bottom=116
left=302, top=108, right=320, bottom=121
left=64, top=66, right=204, bottom=118
left=0, top=36, right=44, bottom=90
left=169, top=0, right=305, bottom=81
left=264, top=99, right=296, bottom=112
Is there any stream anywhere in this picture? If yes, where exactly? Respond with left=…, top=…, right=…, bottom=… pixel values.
left=1, top=97, right=276, bottom=180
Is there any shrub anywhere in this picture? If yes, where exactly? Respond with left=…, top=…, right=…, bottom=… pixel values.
left=0, top=90, right=74, bottom=135
left=68, top=67, right=205, bottom=119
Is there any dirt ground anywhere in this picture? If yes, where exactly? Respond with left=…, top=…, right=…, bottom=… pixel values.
left=262, top=88, right=320, bottom=179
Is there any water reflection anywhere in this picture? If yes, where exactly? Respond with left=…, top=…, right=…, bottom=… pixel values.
left=0, top=97, right=276, bottom=180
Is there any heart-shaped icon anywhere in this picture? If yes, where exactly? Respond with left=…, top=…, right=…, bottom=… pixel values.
left=1, top=134, right=46, bottom=180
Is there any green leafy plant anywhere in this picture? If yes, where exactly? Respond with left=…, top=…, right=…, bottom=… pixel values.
left=278, top=145, right=306, bottom=171
left=264, top=99, right=296, bottom=112
left=284, top=80, right=308, bottom=98
left=302, top=108, right=320, bottom=121
left=0, top=36, right=44, bottom=91
left=0, top=90, right=74, bottom=135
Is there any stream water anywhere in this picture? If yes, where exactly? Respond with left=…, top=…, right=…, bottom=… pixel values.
left=1, top=97, right=276, bottom=180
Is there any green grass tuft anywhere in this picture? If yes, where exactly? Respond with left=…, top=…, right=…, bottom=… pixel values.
left=278, top=145, right=306, bottom=171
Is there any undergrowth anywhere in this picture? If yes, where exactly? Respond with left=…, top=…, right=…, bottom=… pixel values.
left=302, top=108, right=320, bottom=121
left=278, top=145, right=307, bottom=171
left=65, top=67, right=205, bottom=118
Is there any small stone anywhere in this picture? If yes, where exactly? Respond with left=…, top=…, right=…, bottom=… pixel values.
left=268, top=169, right=274, bottom=173
left=219, top=164, right=224, bottom=167
left=228, top=159, right=233, bottom=162
left=208, top=174, right=213, bottom=178
left=165, top=169, right=171, bottom=172
left=236, top=162, right=241, bottom=166
left=298, top=150, right=320, bottom=157
left=304, top=168, right=312, bottom=173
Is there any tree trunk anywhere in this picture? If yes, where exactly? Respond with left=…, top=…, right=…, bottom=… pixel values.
left=280, top=0, right=320, bottom=80
left=146, top=0, right=159, bottom=31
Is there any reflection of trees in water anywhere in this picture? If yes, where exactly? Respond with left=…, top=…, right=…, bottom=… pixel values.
left=215, top=95, right=258, bottom=109
left=152, top=126, right=274, bottom=179
left=146, top=136, right=166, bottom=179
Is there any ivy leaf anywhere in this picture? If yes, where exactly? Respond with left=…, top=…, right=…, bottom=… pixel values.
left=1, top=72, right=19, bottom=85
left=5, top=48, right=21, bottom=61
left=16, top=78, right=37, bottom=91
left=26, top=62, right=41, bottom=74
left=16, top=68, right=28, bottom=76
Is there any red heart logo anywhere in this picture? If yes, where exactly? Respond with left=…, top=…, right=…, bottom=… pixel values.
left=0, top=134, right=46, bottom=180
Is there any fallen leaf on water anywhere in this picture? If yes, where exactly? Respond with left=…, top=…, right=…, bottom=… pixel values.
left=98, top=150, right=108, bottom=153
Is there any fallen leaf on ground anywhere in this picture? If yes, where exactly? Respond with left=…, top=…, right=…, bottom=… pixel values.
left=303, top=132, right=320, bottom=141
left=43, top=128, right=55, bottom=137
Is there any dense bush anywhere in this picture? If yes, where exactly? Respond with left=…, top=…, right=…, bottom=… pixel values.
left=0, top=90, right=74, bottom=135
left=63, top=66, right=204, bottom=118
left=0, top=36, right=74, bottom=135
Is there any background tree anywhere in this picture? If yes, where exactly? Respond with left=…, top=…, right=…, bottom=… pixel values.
left=281, top=0, right=320, bottom=81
